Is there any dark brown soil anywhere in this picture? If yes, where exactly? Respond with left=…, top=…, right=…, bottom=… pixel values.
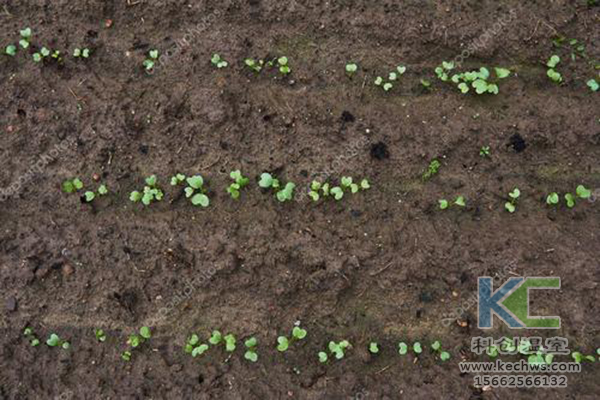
left=1, top=1, right=599, bottom=399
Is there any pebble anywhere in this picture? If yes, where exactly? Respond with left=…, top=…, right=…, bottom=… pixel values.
left=5, top=296, right=17, bottom=312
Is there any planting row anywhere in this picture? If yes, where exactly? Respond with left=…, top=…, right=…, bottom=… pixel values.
left=61, top=171, right=595, bottom=212
left=4, top=28, right=599, bottom=93
left=22, top=324, right=600, bottom=368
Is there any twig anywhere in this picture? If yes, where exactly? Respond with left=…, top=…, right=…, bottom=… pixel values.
left=370, top=262, right=393, bottom=276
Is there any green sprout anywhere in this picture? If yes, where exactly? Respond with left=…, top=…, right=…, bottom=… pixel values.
left=546, top=192, right=560, bottom=205
left=420, top=79, right=432, bottom=89
left=398, top=342, right=408, bottom=355
left=244, top=337, right=258, bottom=362
left=369, top=342, right=379, bottom=354
left=19, top=28, right=32, bottom=49
left=244, top=58, right=264, bottom=73
left=33, top=47, right=51, bottom=63
left=572, top=351, right=595, bottom=364
left=310, top=178, right=369, bottom=202
left=170, top=173, right=186, bottom=186
left=95, top=329, right=106, bottom=342
left=587, top=79, right=599, bottom=92
left=564, top=185, right=592, bottom=208
left=127, top=326, right=151, bottom=348
left=431, top=340, right=451, bottom=361
left=73, top=48, right=91, bottom=58
left=447, top=67, right=510, bottom=95
left=277, top=325, right=307, bottom=352
left=211, top=53, right=228, bottom=68
left=318, top=351, right=328, bottom=363
left=546, top=55, right=562, bottom=83
left=130, top=175, right=164, bottom=206
left=375, top=65, right=406, bottom=91
left=422, top=159, right=441, bottom=181
left=84, top=184, right=108, bottom=203
left=227, top=170, right=250, bottom=199
left=121, top=351, right=132, bottom=361
left=345, top=63, right=358, bottom=75
left=207, top=330, right=236, bottom=352
left=438, top=199, right=449, bottom=210
left=505, top=188, right=520, bottom=213
left=183, top=175, right=210, bottom=207
left=62, top=178, right=84, bottom=193
left=5, top=44, right=17, bottom=56
left=480, top=146, right=491, bottom=158
left=277, top=56, right=291, bottom=75
left=143, top=50, right=159, bottom=71
left=184, top=334, right=209, bottom=357
left=259, top=173, right=295, bottom=202
left=47, top=333, right=70, bottom=350
left=487, top=345, right=499, bottom=358
left=435, top=61, right=455, bottom=81
left=23, top=327, right=40, bottom=347
left=328, top=340, right=351, bottom=360
left=440, top=196, right=466, bottom=209
left=413, top=342, right=423, bottom=355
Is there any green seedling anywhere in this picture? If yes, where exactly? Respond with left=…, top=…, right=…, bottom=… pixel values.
left=487, top=345, right=499, bottom=358
left=47, top=333, right=70, bottom=349
left=259, top=173, right=295, bottom=202
left=546, top=192, right=560, bottom=205
left=564, top=185, right=592, bottom=208
left=587, top=79, right=599, bottom=92
left=130, top=175, right=164, bottom=206
left=345, top=63, right=358, bottom=75
left=435, top=61, right=455, bottom=82
left=244, top=58, right=264, bottom=73
left=183, top=175, right=210, bottom=207
left=184, top=334, right=209, bottom=357
left=143, top=50, right=159, bottom=71
left=546, top=55, right=562, bottom=83
left=449, top=67, right=510, bottom=95
left=420, top=79, right=432, bottom=89
left=431, top=340, right=451, bottom=361
left=277, top=325, right=307, bottom=352
left=439, top=196, right=466, bottom=209
left=95, top=329, right=106, bottom=342
left=374, top=65, right=406, bottom=91
left=207, top=330, right=236, bottom=352
left=227, top=170, right=250, bottom=199
left=413, top=342, right=423, bottom=355
left=170, top=173, right=186, bottom=186
left=127, top=326, right=151, bottom=348
left=244, top=337, right=258, bottom=362
left=121, top=351, right=132, bottom=361
left=328, top=340, right=351, bottom=360
left=5, top=45, right=17, bottom=56
left=310, top=178, right=369, bottom=202
left=33, top=47, right=51, bottom=63
left=505, top=188, right=520, bottom=213
left=73, top=48, right=91, bottom=58
left=369, top=342, right=379, bottom=354
left=318, top=351, right=328, bottom=363
left=23, top=327, right=40, bottom=347
left=211, top=53, right=228, bottom=68
left=84, top=184, right=108, bottom=203
left=19, top=28, right=32, bottom=49
left=258, top=173, right=280, bottom=189
left=572, top=351, right=595, bottom=364
left=422, top=159, right=441, bottom=181
left=277, top=56, right=291, bottom=75
left=480, top=146, right=491, bottom=158
left=62, top=178, right=84, bottom=194
left=398, top=342, right=408, bottom=355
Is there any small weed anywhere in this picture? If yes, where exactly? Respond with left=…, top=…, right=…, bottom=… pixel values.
left=480, top=146, right=491, bottom=158
left=227, top=170, right=250, bottom=199
left=95, top=329, right=106, bottom=342
left=143, top=50, right=159, bottom=72
left=505, top=188, right=520, bottom=213
left=244, top=337, right=258, bottom=362
left=277, top=324, right=307, bottom=352
left=23, top=327, right=40, bottom=347
left=546, top=55, right=562, bottom=83
left=47, top=333, right=70, bottom=349
left=422, top=159, right=441, bottom=181
left=130, top=175, right=164, bottom=206
left=211, top=53, right=228, bottom=68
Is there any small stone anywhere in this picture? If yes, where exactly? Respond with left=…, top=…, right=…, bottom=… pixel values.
left=62, top=264, right=74, bottom=276
left=6, top=296, right=17, bottom=312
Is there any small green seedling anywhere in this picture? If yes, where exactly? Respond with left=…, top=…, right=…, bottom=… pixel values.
left=73, top=48, right=91, bottom=58
left=23, top=327, right=40, bottom=347
left=546, top=192, right=560, bottom=205
left=244, top=337, right=258, bottom=362
left=564, top=185, right=592, bottom=208
left=413, top=342, right=423, bottom=355
left=375, top=65, right=406, bottom=91
left=277, top=56, right=291, bottom=75
left=448, top=67, right=509, bottom=95
left=95, top=329, right=106, bottom=342
left=480, top=146, right=491, bottom=158
left=310, top=177, right=369, bottom=202
left=183, top=175, right=210, bottom=207
left=345, top=63, right=358, bottom=76
left=487, top=345, right=499, bottom=358
left=33, top=47, right=51, bottom=63
left=398, top=342, right=408, bottom=355
left=505, top=188, right=520, bottom=213
left=227, top=170, right=250, bottom=199
left=587, top=79, right=599, bottom=92
left=19, top=28, right=32, bottom=49
left=277, top=325, right=307, bottom=352
left=211, top=53, right=228, bottom=68
left=431, top=340, right=451, bottom=361
left=572, top=351, right=595, bottom=364
left=127, top=326, right=151, bottom=348
left=259, top=173, right=295, bottom=202
left=420, top=79, right=432, bottom=89
left=439, top=196, right=466, bottom=209
left=5, top=45, right=17, bottom=56
left=435, top=61, right=455, bottom=81
left=546, top=55, right=562, bottom=83
left=369, top=342, right=379, bottom=354
left=143, top=50, right=159, bottom=71
left=244, top=58, right=264, bottom=73
left=121, top=351, right=132, bottom=361
left=62, top=178, right=84, bottom=193
left=130, top=175, right=164, bottom=206
left=184, top=334, right=209, bottom=357
left=318, top=351, right=328, bottom=363
left=328, top=340, right=351, bottom=360
left=207, top=330, right=236, bottom=352
left=422, top=159, right=441, bottom=181
left=47, top=333, right=70, bottom=349
left=170, top=173, right=186, bottom=186
left=84, top=184, right=108, bottom=203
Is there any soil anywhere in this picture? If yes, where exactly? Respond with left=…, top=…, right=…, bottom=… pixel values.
left=1, top=1, right=599, bottom=399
